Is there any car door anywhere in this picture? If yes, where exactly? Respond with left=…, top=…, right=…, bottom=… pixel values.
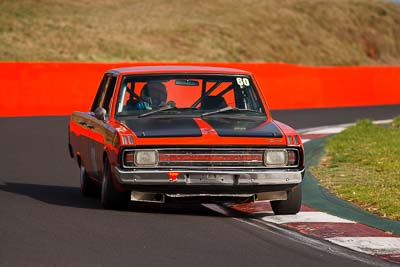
left=85, top=73, right=117, bottom=180
left=70, top=111, right=92, bottom=168
left=70, top=74, right=108, bottom=174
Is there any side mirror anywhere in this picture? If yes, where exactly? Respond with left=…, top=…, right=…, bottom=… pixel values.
left=94, top=107, right=106, bottom=121
left=166, top=100, right=176, bottom=108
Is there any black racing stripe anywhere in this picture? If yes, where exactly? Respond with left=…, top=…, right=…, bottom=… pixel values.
left=203, top=117, right=282, bottom=137
left=122, top=117, right=202, bottom=138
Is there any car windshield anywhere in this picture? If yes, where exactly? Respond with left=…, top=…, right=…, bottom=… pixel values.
left=115, top=74, right=266, bottom=118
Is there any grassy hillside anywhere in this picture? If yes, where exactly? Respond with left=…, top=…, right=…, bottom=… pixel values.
left=1, top=0, right=400, bottom=65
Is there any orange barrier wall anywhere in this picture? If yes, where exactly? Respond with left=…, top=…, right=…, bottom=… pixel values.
left=0, top=62, right=399, bottom=117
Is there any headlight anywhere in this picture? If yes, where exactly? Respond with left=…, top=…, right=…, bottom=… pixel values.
left=264, top=149, right=299, bottom=167
left=134, top=150, right=158, bottom=167
left=264, top=149, right=288, bottom=167
left=123, top=150, right=159, bottom=167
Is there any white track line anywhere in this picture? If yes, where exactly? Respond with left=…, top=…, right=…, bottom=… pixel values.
left=373, top=119, right=393, bottom=125
left=297, top=124, right=352, bottom=134
left=326, top=237, right=400, bottom=255
left=298, top=119, right=393, bottom=135
left=301, top=139, right=310, bottom=143
left=303, top=126, right=346, bottom=134
left=260, top=211, right=355, bottom=224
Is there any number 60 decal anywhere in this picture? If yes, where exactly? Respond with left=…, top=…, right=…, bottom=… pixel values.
left=236, top=77, right=250, bottom=88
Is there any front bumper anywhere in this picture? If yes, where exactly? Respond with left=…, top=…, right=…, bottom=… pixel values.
left=114, top=167, right=304, bottom=187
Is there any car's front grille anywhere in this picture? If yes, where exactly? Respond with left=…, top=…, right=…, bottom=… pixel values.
left=157, top=148, right=265, bottom=168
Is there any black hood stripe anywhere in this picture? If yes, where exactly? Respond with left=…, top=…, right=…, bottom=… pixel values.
left=203, top=117, right=282, bottom=138
left=122, top=117, right=202, bottom=138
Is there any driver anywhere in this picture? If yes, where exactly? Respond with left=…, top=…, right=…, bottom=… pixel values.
left=140, top=82, right=167, bottom=109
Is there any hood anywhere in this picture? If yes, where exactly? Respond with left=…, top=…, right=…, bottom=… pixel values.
left=120, top=116, right=283, bottom=139
left=121, top=117, right=203, bottom=138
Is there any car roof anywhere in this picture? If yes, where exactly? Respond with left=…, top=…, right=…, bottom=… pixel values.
left=107, top=65, right=251, bottom=75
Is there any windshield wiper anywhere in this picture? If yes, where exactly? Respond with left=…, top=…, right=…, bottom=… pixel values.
left=201, top=107, right=262, bottom=117
left=138, top=105, right=176, bottom=118
left=138, top=106, right=197, bottom=118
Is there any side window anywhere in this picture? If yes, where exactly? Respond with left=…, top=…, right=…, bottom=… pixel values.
left=91, top=74, right=117, bottom=113
left=91, top=75, right=107, bottom=111
left=208, top=82, right=235, bottom=108
left=234, top=85, right=263, bottom=112
left=102, top=76, right=117, bottom=113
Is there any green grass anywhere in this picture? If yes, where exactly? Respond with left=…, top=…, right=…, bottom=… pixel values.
left=311, top=119, right=400, bottom=220
left=1, top=0, right=400, bottom=65
left=392, top=116, right=400, bottom=128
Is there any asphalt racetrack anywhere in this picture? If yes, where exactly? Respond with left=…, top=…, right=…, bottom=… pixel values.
left=1, top=105, right=399, bottom=266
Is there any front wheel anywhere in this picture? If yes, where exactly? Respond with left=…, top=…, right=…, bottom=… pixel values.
left=271, top=183, right=302, bottom=215
left=101, top=160, right=130, bottom=210
left=80, top=165, right=97, bottom=197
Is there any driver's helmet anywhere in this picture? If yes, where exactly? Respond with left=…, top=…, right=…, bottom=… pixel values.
left=140, top=82, right=167, bottom=108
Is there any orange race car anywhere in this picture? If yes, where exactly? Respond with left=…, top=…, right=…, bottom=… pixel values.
left=68, top=66, right=304, bottom=214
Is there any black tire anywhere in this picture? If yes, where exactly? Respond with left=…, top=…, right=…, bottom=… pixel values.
left=271, top=183, right=302, bottom=215
left=101, top=160, right=130, bottom=210
left=80, top=165, right=97, bottom=197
